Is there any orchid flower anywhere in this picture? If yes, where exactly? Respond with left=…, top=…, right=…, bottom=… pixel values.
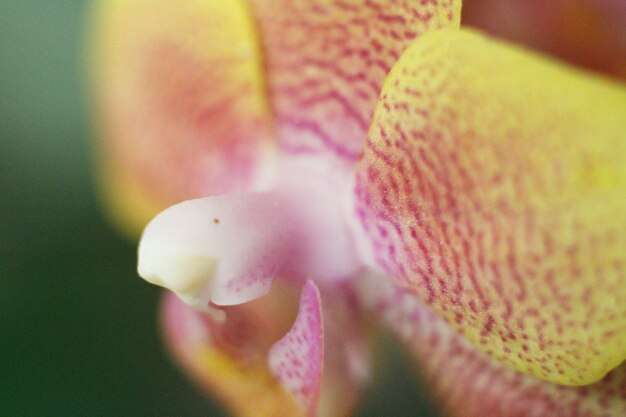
left=90, top=1, right=626, bottom=416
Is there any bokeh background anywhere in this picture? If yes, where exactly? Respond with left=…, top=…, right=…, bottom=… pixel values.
left=0, top=2, right=438, bottom=416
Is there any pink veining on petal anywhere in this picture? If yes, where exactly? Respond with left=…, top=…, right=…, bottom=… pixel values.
left=357, top=274, right=626, bottom=417
left=246, top=0, right=461, bottom=163
left=269, top=280, right=324, bottom=417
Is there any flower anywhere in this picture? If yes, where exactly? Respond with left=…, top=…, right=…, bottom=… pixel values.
left=90, top=1, right=625, bottom=416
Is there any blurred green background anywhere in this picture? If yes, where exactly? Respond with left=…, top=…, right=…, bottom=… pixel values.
left=0, top=1, right=439, bottom=416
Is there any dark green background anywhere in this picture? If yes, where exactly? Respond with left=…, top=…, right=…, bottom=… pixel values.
left=0, top=1, right=439, bottom=416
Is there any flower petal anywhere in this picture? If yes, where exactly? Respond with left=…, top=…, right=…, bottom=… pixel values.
left=162, top=288, right=304, bottom=417
left=351, top=29, right=626, bottom=385
left=91, top=0, right=274, bottom=237
left=359, top=275, right=626, bottom=417
left=462, top=0, right=626, bottom=79
left=163, top=279, right=370, bottom=417
left=269, top=281, right=323, bottom=417
left=245, top=0, right=461, bottom=163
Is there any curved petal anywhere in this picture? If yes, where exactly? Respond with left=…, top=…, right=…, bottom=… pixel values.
left=163, top=280, right=370, bottom=417
left=90, top=0, right=275, bottom=237
left=462, top=0, right=626, bottom=80
left=245, top=0, right=461, bottom=163
left=351, top=29, right=626, bottom=385
left=162, top=287, right=303, bottom=417
left=269, top=281, right=323, bottom=417
left=359, top=275, right=626, bottom=417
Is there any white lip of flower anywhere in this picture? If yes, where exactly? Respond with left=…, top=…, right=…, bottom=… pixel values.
left=137, top=159, right=363, bottom=310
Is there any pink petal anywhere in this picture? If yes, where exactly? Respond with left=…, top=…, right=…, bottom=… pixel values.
left=161, top=289, right=307, bottom=417
left=269, top=281, right=324, bottom=417
left=246, top=0, right=461, bottom=163
left=163, top=279, right=371, bottom=417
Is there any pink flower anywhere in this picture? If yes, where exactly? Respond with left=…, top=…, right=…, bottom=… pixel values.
left=90, top=1, right=625, bottom=416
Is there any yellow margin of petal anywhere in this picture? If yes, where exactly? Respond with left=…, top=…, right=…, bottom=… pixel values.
left=83, top=1, right=162, bottom=240
left=366, top=28, right=626, bottom=385
left=185, top=347, right=305, bottom=417
left=86, top=0, right=272, bottom=240
left=95, top=155, right=166, bottom=240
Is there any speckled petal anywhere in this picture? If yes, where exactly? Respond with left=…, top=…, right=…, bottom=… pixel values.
left=164, top=280, right=370, bottom=417
left=352, top=29, right=626, bottom=385
left=90, top=0, right=274, bottom=237
left=358, top=275, right=626, bottom=417
left=162, top=288, right=304, bottom=417
left=269, top=281, right=323, bottom=417
left=462, top=0, right=626, bottom=79
left=245, top=0, right=461, bottom=164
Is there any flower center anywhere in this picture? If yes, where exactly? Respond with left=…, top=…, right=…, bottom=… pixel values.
left=137, top=157, right=362, bottom=310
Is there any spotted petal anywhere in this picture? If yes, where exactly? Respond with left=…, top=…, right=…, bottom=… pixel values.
left=246, top=0, right=461, bottom=163
left=162, top=286, right=303, bottom=417
left=163, top=280, right=370, bottom=417
left=269, top=281, right=323, bottom=417
left=352, top=29, right=626, bottom=385
left=90, top=0, right=274, bottom=237
left=358, top=275, right=626, bottom=417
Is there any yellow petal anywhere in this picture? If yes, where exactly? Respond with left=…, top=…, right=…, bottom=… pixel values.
left=359, top=275, right=626, bottom=417
left=352, top=29, right=626, bottom=385
left=89, top=0, right=274, bottom=238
